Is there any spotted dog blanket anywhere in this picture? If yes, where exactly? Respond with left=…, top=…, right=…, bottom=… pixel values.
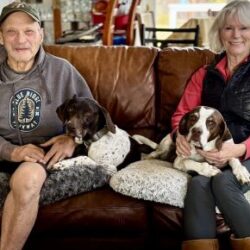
left=0, top=156, right=111, bottom=208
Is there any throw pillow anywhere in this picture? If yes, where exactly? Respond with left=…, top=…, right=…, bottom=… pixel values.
left=110, top=159, right=191, bottom=208
left=110, top=159, right=250, bottom=209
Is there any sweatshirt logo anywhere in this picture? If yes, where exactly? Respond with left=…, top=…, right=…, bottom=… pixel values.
left=10, top=89, right=41, bottom=132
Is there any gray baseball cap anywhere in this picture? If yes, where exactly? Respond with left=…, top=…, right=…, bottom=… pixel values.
left=0, top=1, right=41, bottom=25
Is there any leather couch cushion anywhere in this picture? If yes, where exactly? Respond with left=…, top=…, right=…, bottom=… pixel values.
left=34, top=187, right=148, bottom=234
left=156, top=47, right=215, bottom=136
left=44, top=45, right=158, bottom=133
left=152, top=203, right=230, bottom=235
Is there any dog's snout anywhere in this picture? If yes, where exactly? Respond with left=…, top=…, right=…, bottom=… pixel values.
left=192, top=127, right=202, bottom=135
left=66, top=122, right=75, bottom=131
left=191, top=127, right=202, bottom=141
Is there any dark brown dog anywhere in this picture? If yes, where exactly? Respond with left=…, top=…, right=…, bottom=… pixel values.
left=56, top=95, right=153, bottom=170
left=56, top=95, right=115, bottom=146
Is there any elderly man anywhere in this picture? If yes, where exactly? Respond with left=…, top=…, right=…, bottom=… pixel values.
left=0, top=2, right=93, bottom=249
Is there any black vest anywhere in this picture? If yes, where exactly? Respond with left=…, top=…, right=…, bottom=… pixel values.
left=201, top=54, right=250, bottom=143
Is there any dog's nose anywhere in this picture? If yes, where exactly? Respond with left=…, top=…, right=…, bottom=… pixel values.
left=192, top=127, right=202, bottom=135
left=66, top=122, right=76, bottom=133
left=191, top=127, right=202, bottom=141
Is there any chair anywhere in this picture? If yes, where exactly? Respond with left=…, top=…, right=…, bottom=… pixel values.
left=99, top=0, right=141, bottom=45
left=53, top=0, right=118, bottom=45
left=124, top=0, right=141, bottom=45
left=141, top=25, right=200, bottom=49
left=53, top=0, right=140, bottom=46
left=101, top=0, right=118, bottom=45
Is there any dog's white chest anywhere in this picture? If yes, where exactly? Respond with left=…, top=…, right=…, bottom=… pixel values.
left=88, top=126, right=131, bottom=167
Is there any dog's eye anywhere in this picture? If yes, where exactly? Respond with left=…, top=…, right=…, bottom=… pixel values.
left=207, top=120, right=215, bottom=127
left=82, top=115, right=93, bottom=126
left=67, top=107, right=74, bottom=113
left=189, top=114, right=198, bottom=123
left=67, top=123, right=75, bottom=132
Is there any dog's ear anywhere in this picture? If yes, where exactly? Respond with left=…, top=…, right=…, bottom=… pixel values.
left=57, top=95, right=78, bottom=122
left=178, top=112, right=190, bottom=136
left=98, top=105, right=116, bottom=134
left=56, top=98, right=74, bottom=122
left=56, top=102, right=67, bottom=122
left=85, top=98, right=116, bottom=134
left=215, top=120, right=232, bottom=150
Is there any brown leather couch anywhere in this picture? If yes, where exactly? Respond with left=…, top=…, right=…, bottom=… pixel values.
left=7, top=45, right=233, bottom=250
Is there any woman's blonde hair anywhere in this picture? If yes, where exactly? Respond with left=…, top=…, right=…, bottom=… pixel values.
left=208, top=0, right=250, bottom=53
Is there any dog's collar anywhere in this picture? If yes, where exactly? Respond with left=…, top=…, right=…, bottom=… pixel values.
left=83, top=127, right=109, bottom=148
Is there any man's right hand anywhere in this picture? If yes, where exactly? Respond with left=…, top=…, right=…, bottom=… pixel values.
left=10, top=144, right=45, bottom=163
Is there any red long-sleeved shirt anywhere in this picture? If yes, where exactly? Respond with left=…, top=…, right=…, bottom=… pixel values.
left=171, top=56, right=250, bottom=160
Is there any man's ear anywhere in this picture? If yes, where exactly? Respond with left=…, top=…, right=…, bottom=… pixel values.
left=39, top=27, right=44, bottom=44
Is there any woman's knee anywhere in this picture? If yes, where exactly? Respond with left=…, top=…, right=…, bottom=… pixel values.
left=212, top=170, right=237, bottom=195
left=9, top=162, right=47, bottom=204
left=184, top=175, right=212, bottom=209
left=186, top=175, right=211, bottom=197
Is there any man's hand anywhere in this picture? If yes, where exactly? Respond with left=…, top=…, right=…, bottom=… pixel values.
left=40, top=134, right=77, bottom=167
left=197, top=141, right=246, bottom=168
left=10, top=144, right=45, bottom=163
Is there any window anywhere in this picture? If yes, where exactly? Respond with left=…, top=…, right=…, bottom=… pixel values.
left=154, top=0, right=226, bottom=28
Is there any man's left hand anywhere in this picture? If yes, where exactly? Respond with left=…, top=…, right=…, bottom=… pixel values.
left=40, top=135, right=76, bottom=167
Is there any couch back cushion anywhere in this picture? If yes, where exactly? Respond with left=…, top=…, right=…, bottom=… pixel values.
left=156, top=47, right=215, bottom=136
left=44, top=45, right=158, bottom=134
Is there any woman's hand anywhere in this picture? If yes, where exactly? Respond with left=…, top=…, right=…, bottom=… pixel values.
left=197, top=141, right=246, bottom=168
left=10, top=144, right=45, bottom=163
left=175, top=131, right=192, bottom=157
left=40, top=134, right=77, bottom=167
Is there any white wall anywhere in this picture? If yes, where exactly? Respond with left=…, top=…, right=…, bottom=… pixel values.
left=140, top=0, right=155, bottom=12
left=0, top=0, right=15, bottom=13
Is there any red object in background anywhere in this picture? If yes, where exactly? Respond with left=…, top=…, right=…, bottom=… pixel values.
left=115, top=15, right=129, bottom=29
left=92, top=0, right=129, bottom=30
left=92, top=12, right=106, bottom=25
left=92, top=0, right=109, bottom=13
left=92, top=13, right=129, bottom=30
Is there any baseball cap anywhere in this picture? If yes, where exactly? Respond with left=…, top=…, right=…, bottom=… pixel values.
left=0, top=1, right=41, bottom=25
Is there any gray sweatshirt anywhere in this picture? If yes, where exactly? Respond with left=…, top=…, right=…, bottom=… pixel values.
left=0, top=46, right=93, bottom=160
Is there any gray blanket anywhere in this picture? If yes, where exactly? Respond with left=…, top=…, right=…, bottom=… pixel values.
left=0, top=163, right=110, bottom=208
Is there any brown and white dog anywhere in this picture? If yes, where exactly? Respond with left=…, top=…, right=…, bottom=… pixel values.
left=133, top=106, right=250, bottom=184
left=50, top=95, right=152, bottom=173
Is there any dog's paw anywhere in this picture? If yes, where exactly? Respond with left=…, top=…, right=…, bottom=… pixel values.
left=143, top=152, right=157, bottom=160
left=233, top=166, right=250, bottom=185
left=48, top=156, right=97, bottom=172
left=48, top=161, right=66, bottom=172
left=199, top=163, right=221, bottom=177
left=143, top=150, right=164, bottom=160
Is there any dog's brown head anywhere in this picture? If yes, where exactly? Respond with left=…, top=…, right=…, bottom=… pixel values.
left=56, top=95, right=116, bottom=144
left=178, top=106, right=231, bottom=150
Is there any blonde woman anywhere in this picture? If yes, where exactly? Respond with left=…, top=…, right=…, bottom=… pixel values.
left=171, top=1, right=250, bottom=249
